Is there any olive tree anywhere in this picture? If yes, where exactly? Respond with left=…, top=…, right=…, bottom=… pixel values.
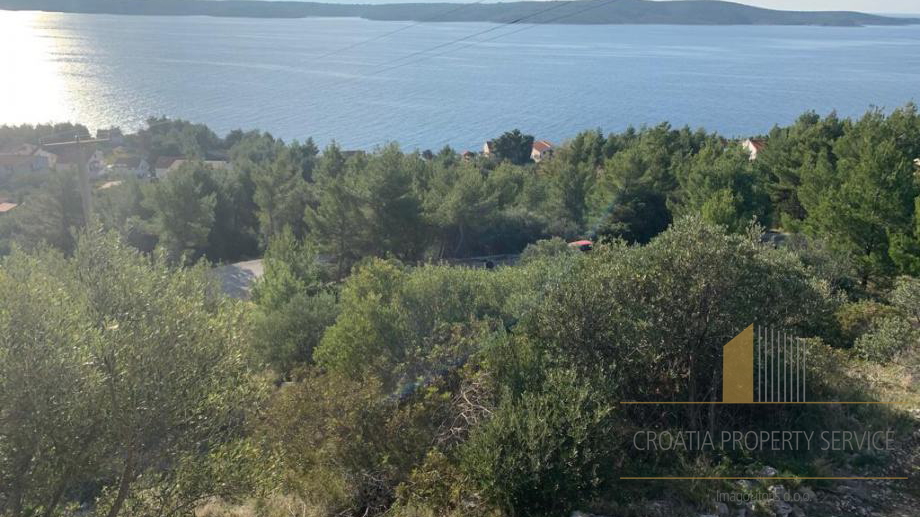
left=0, top=231, right=257, bottom=517
left=0, top=251, right=103, bottom=517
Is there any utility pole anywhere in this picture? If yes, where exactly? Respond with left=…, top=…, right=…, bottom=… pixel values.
left=75, top=137, right=92, bottom=224
left=41, top=136, right=108, bottom=225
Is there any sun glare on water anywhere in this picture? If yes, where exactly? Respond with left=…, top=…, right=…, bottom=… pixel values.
left=0, top=11, right=72, bottom=126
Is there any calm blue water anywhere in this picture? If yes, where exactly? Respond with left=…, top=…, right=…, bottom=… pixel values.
left=2, top=10, right=919, bottom=150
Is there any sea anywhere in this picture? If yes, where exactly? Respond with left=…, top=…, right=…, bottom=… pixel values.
left=2, top=10, right=919, bottom=150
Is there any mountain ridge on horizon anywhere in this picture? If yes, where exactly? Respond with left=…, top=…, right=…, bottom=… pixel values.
left=1, top=0, right=917, bottom=26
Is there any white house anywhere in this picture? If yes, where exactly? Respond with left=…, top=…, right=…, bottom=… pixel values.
left=53, top=149, right=105, bottom=178
left=741, top=138, right=767, bottom=161
left=109, top=156, right=150, bottom=178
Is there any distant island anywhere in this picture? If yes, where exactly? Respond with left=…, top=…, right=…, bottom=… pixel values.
left=1, top=0, right=918, bottom=27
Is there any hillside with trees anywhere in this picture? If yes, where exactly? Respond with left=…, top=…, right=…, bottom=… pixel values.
left=0, top=106, right=919, bottom=517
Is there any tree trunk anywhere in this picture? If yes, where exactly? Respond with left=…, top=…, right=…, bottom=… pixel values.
left=687, top=353, right=697, bottom=426
left=708, top=387, right=718, bottom=439
left=453, top=223, right=465, bottom=256
left=6, top=443, right=36, bottom=517
left=861, top=246, right=873, bottom=287
left=105, top=445, right=136, bottom=517
left=41, top=475, right=70, bottom=517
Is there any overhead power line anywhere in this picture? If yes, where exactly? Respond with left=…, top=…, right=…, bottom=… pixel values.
left=310, top=0, right=489, bottom=61
left=370, top=0, right=622, bottom=77
left=372, top=0, right=581, bottom=70
left=310, top=0, right=625, bottom=150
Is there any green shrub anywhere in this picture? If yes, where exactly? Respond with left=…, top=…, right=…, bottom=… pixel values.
left=258, top=373, right=390, bottom=514
left=314, top=260, right=514, bottom=388
left=530, top=217, right=839, bottom=408
left=459, top=367, right=615, bottom=517
left=251, top=230, right=338, bottom=374
left=518, top=237, right=574, bottom=264
left=846, top=277, right=920, bottom=361
left=251, top=290, right=338, bottom=374
left=855, top=316, right=916, bottom=361
left=835, top=301, right=899, bottom=346
left=252, top=229, right=328, bottom=309
left=259, top=369, right=455, bottom=517
left=890, top=276, right=920, bottom=325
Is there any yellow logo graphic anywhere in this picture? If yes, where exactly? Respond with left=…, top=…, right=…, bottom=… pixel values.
left=723, top=324, right=806, bottom=404
left=722, top=324, right=755, bottom=403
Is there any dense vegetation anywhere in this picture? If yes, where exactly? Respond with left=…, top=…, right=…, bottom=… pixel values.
left=1, top=0, right=916, bottom=26
left=3, top=106, right=920, bottom=287
left=1, top=106, right=919, bottom=517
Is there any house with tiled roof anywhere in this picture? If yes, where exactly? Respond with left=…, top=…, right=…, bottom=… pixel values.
left=531, top=140, right=554, bottom=162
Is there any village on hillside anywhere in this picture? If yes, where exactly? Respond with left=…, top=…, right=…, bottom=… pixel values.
left=0, top=127, right=234, bottom=215
left=0, top=124, right=772, bottom=220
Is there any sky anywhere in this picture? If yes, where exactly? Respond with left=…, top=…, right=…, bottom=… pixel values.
left=716, top=0, right=918, bottom=14
left=270, top=0, right=919, bottom=15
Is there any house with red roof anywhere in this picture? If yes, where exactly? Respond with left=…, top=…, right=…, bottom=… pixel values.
left=531, top=140, right=554, bottom=162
